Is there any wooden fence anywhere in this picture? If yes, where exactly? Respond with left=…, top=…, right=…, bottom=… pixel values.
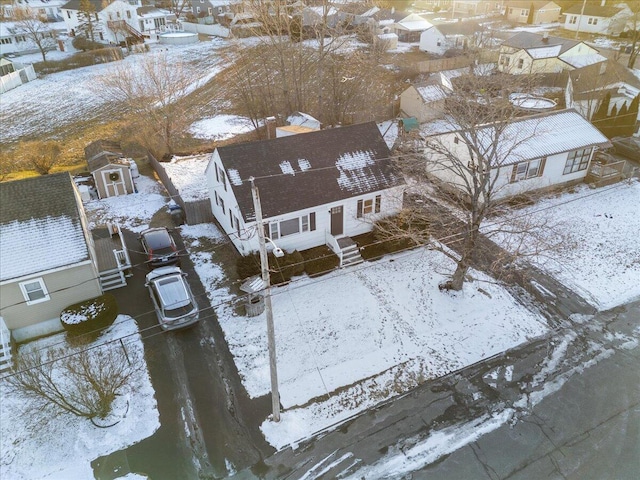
left=147, top=153, right=215, bottom=225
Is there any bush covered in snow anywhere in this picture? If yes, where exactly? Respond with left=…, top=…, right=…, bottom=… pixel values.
left=60, top=294, right=118, bottom=336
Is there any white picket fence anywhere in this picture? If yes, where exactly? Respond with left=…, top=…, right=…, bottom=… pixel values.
left=0, top=317, right=13, bottom=373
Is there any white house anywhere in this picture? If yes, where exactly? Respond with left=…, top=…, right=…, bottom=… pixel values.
left=61, top=0, right=144, bottom=45
left=498, top=31, right=605, bottom=74
left=422, top=109, right=611, bottom=200
left=0, top=19, right=58, bottom=57
left=419, top=20, right=481, bottom=55
left=563, top=1, right=632, bottom=36
left=2, top=0, right=66, bottom=22
left=136, top=6, right=177, bottom=38
left=392, top=13, right=433, bottom=42
left=205, top=122, right=406, bottom=261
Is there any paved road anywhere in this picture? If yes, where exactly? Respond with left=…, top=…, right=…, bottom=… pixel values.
left=92, top=229, right=274, bottom=480
left=230, top=301, right=640, bottom=479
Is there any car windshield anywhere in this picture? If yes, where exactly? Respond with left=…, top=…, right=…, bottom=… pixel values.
left=156, top=276, right=192, bottom=318
left=145, top=231, right=174, bottom=254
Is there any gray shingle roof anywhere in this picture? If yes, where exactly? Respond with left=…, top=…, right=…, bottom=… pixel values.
left=502, top=31, right=582, bottom=54
left=216, top=122, right=405, bottom=221
left=0, top=173, right=90, bottom=281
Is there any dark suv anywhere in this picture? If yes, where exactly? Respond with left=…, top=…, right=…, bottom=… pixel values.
left=138, top=227, right=180, bottom=268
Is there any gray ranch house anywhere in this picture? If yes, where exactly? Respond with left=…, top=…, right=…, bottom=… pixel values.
left=0, top=173, right=131, bottom=343
left=205, top=122, right=406, bottom=264
left=422, top=109, right=611, bottom=201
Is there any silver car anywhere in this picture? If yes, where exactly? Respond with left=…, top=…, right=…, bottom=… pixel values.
left=145, top=266, right=199, bottom=330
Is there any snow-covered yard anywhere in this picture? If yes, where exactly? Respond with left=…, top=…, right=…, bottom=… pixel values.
left=0, top=317, right=159, bottom=479
left=488, top=181, right=640, bottom=310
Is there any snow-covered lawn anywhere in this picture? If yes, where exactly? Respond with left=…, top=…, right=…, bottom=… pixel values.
left=189, top=115, right=255, bottom=141
left=182, top=224, right=549, bottom=449
left=487, top=181, right=640, bottom=310
left=0, top=317, right=159, bottom=479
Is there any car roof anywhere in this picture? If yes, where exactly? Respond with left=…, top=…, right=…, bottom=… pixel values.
left=146, top=265, right=183, bottom=281
left=141, top=228, right=172, bottom=248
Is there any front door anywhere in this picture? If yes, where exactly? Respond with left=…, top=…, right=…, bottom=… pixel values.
left=330, top=206, right=343, bottom=236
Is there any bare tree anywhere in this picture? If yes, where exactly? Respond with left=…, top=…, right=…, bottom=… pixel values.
left=388, top=70, right=568, bottom=291
left=94, top=52, right=195, bottom=157
left=6, top=344, right=142, bottom=421
left=12, top=7, right=56, bottom=62
left=24, top=140, right=61, bottom=174
left=76, top=0, right=103, bottom=43
left=623, top=1, right=640, bottom=69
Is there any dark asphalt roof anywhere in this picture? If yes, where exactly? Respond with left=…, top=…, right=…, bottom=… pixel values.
left=215, top=122, right=405, bottom=221
left=0, top=172, right=81, bottom=224
left=502, top=31, right=581, bottom=54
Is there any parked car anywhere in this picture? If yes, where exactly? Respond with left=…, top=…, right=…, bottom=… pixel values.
left=138, top=227, right=180, bottom=268
left=611, top=136, right=640, bottom=161
left=145, top=266, right=199, bottom=330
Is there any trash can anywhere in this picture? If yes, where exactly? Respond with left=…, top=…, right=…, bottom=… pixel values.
left=240, top=276, right=266, bottom=317
left=168, top=202, right=184, bottom=226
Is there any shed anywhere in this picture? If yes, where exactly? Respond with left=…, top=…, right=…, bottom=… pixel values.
left=84, top=140, right=136, bottom=199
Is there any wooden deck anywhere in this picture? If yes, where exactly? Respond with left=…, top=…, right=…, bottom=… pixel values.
left=92, top=227, right=128, bottom=273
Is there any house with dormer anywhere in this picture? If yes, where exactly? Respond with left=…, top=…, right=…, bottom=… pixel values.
left=205, top=122, right=406, bottom=262
left=498, top=31, right=605, bottom=74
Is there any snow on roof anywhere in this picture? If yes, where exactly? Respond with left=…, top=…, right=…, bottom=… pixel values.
left=0, top=216, right=89, bottom=282
left=424, top=109, right=611, bottom=164
left=396, top=19, right=433, bottom=31
left=335, top=150, right=382, bottom=194
left=527, top=45, right=562, bottom=59
left=561, top=54, right=607, bottom=69
left=307, top=6, right=338, bottom=16
left=161, top=154, right=210, bottom=202
left=416, top=84, right=448, bottom=102
left=287, top=112, right=321, bottom=130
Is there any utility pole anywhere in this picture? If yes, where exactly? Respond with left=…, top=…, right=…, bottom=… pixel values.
left=249, top=177, right=280, bottom=422
left=575, top=0, right=587, bottom=40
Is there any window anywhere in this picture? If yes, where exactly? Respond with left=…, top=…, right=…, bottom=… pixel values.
left=219, top=196, right=225, bottom=214
left=229, top=209, right=233, bottom=226
left=95, top=13, right=98, bottom=21
left=521, top=9, right=529, bottom=17
left=517, top=58, right=524, bottom=69
left=196, top=6, right=201, bottom=13
left=19, top=278, right=49, bottom=305
left=569, top=16, right=577, bottom=24
left=509, top=8, right=513, bottom=14
left=511, top=158, right=545, bottom=182
left=208, top=7, right=213, bottom=15
left=234, top=215, right=241, bottom=236
left=216, top=165, right=227, bottom=191
left=67, top=11, right=71, bottom=18
left=563, top=148, right=592, bottom=174
left=117, top=11, right=121, bottom=18
left=357, top=195, right=382, bottom=218
left=126, top=11, right=131, bottom=19
left=269, top=213, right=316, bottom=239
left=108, top=12, right=113, bottom=20
left=454, top=136, right=460, bottom=144
left=588, top=17, right=598, bottom=25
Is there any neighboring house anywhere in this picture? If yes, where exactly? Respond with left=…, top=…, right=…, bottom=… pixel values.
left=498, top=31, right=605, bottom=74
left=422, top=109, right=611, bottom=201
left=61, top=0, right=144, bottom=45
left=302, top=5, right=339, bottom=29
left=2, top=0, right=66, bottom=22
left=419, top=20, right=481, bottom=55
left=400, top=73, right=453, bottom=122
left=205, top=122, right=406, bottom=264
left=0, top=20, right=58, bottom=57
left=276, top=112, right=322, bottom=138
left=0, top=57, right=36, bottom=95
left=504, top=1, right=561, bottom=25
left=191, top=0, right=239, bottom=21
left=136, top=6, right=177, bottom=37
left=84, top=139, right=137, bottom=199
left=391, top=13, right=433, bottom=42
left=562, top=1, right=632, bottom=36
left=451, top=0, right=503, bottom=16
left=566, top=60, right=640, bottom=124
left=0, top=174, right=104, bottom=343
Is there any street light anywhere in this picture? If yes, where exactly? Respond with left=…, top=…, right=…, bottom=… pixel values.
left=249, top=177, right=281, bottom=422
